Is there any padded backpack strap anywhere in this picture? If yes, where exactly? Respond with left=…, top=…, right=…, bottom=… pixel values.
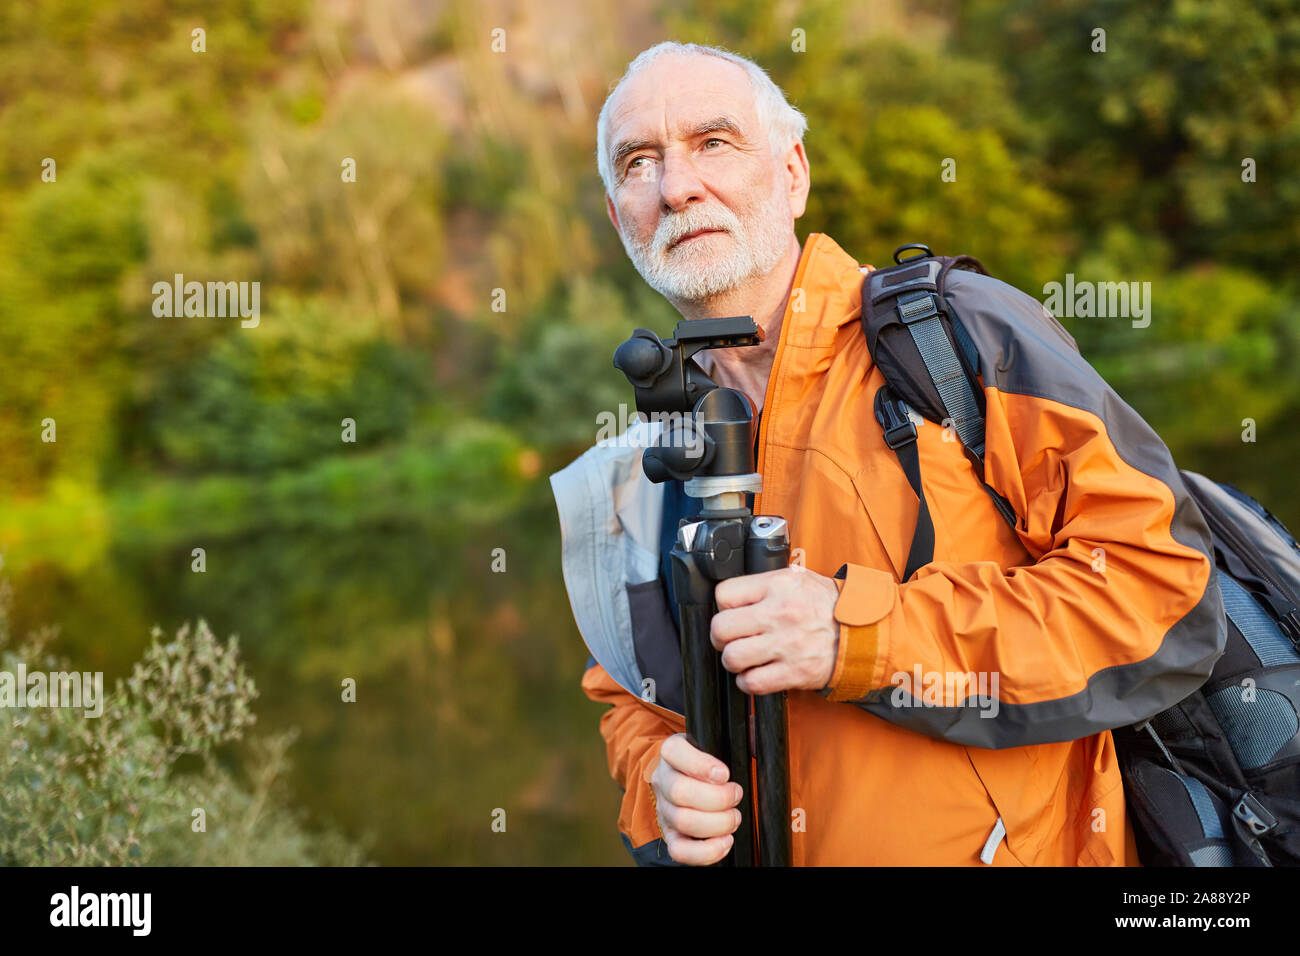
left=895, top=289, right=987, bottom=458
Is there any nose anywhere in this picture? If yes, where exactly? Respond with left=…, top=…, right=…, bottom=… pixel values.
left=659, top=152, right=707, bottom=213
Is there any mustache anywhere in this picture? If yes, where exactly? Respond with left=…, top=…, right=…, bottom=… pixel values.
left=655, top=209, right=742, bottom=252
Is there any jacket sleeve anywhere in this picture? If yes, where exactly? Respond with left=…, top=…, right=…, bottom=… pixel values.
left=820, top=374, right=1227, bottom=749
left=581, top=659, right=687, bottom=861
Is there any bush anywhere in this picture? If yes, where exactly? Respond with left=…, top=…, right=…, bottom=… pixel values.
left=0, top=577, right=365, bottom=865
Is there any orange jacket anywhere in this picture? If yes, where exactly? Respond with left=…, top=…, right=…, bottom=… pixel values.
left=552, top=232, right=1225, bottom=866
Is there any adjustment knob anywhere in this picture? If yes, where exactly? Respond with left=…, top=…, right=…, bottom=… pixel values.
left=613, top=329, right=671, bottom=388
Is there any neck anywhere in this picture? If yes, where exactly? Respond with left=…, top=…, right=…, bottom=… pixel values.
left=678, top=233, right=804, bottom=415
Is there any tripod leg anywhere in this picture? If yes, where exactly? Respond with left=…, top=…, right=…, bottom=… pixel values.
left=753, top=692, right=791, bottom=866
left=723, top=662, right=757, bottom=866
left=672, top=522, right=757, bottom=866
left=676, top=602, right=727, bottom=780
left=746, top=516, right=793, bottom=866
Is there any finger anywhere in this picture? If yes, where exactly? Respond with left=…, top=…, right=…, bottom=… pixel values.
left=710, top=604, right=768, bottom=647
left=660, top=767, right=745, bottom=813
left=660, top=732, right=730, bottom=782
left=720, top=635, right=779, bottom=674
left=736, top=661, right=794, bottom=696
left=661, top=803, right=744, bottom=840
left=664, top=827, right=735, bottom=866
left=714, top=569, right=782, bottom=610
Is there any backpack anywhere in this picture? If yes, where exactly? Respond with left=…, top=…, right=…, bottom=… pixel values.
left=862, top=243, right=1300, bottom=867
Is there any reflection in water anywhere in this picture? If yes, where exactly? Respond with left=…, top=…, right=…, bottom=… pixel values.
left=10, top=486, right=628, bottom=865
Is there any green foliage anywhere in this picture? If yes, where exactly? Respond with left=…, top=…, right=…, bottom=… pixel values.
left=0, top=0, right=306, bottom=188
left=807, top=102, right=1068, bottom=289
left=0, top=422, right=531, bottom=578
left=239, top=84, right=448, bottom=334
left=1079, top=265, right=1300, bottom=448
left=486, top=275, right=678, bottom=449
left=0, top=159, right=144, bottom=495
left=116, top=420, right=531, bottom=541
left=139, top=299, right=429, bottom=474
left=0, top=581, right=365, bottom=865
left=956, top=0, right=1300, bottom=275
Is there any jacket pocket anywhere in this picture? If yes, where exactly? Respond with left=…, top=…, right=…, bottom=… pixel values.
left=964, top=746, right=1035, bottom=866
left=626, top=579, right=684, bottom=715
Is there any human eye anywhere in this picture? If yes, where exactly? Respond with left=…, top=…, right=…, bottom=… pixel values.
left=623, top=155, right=654, bottom=180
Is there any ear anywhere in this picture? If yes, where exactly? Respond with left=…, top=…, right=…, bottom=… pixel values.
left=605, top=193, right=623, bottom=238
left=784, top=141, right=811, bottom=220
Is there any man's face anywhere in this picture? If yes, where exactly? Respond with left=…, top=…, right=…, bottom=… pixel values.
left=604, top=53, right=804, bottom=304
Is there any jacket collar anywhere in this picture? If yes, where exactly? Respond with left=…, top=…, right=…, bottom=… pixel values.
left=775, top=232, right=873, bottom=350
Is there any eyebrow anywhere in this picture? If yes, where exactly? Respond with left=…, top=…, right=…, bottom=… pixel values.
left=610, top=115, right=746, bottom=176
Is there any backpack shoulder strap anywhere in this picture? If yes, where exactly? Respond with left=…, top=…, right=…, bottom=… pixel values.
left=894, top=285, right=988, bottom=458
left=863, top=245, right=1017, bottom=579
left=872, top=384, right=935, bottom=581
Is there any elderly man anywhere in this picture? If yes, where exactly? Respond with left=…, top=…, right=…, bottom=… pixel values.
left=550, top=41, right=1222, bottom=866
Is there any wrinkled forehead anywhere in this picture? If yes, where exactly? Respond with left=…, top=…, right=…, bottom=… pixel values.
left=606, top=53, right=760, bottom=153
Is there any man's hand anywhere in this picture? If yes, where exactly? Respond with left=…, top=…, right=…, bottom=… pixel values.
left=651, top=733, right=744, bottom=865
left=711, top=566, right=840, bottom=694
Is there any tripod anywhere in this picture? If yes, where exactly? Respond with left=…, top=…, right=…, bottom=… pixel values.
left=614, top=317, right=792, bottom=867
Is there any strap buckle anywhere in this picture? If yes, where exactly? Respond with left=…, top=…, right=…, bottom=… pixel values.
left=896, top=291, right=944, bottom=325
left=1233, top=793, right=1278, bottom=837
left=1274, top=603, right=1300, bottom=647
left=876, top=396, right=918, bottom=450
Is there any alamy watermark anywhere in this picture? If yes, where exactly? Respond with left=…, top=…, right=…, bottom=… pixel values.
left=888, top=666, right=1000, bottom=719
left=1042, top=274, right=1151, bottom=328
left=151, top=273, right=260, bottom=328
left=595, top=403, right=705, bottom=458
left=0, top=665, right=104, bottom=717
left=50, top=886, right=151, bottom=936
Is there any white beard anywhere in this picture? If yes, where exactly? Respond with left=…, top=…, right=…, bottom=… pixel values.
left=619, top=186, right=793, bottom=304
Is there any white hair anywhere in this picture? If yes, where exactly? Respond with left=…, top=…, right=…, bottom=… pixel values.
left=595, top=41, right=808, bottom=196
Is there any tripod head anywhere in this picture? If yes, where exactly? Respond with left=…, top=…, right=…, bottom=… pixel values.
left=612, top=317, right=763, bottom=490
